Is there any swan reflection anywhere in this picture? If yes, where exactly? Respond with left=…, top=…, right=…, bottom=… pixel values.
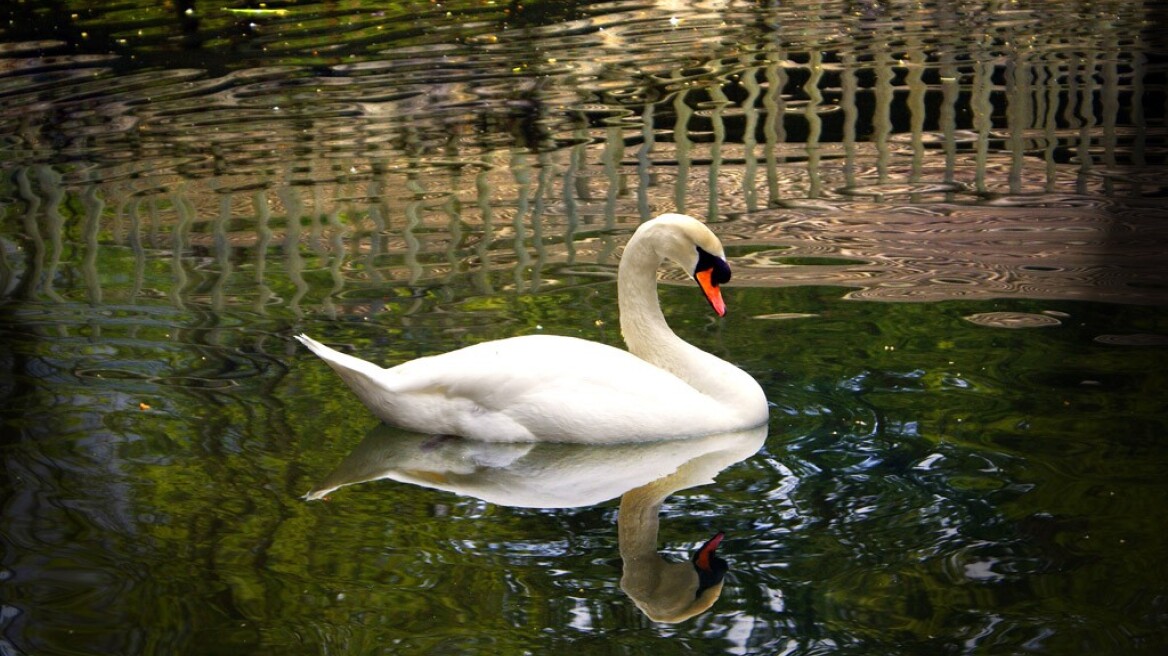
left=306, top=424, right=767, bottom=622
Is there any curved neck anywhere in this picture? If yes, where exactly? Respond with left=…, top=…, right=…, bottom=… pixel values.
left=617, top=429, right=765, bottom=560
left=616, top=428, right=767, bottom=623
left=617, top=230, right=765, bottom=420
left=618, top=237, right=685, bottom=363
left=617, top=466, right=696, bottom=619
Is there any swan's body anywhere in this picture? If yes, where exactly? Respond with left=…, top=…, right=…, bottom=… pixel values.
left=296, top=213, right=768, bottom=443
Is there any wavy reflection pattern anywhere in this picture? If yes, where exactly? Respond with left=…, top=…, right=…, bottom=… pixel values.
left=0, top=1, right=1163, bottom=315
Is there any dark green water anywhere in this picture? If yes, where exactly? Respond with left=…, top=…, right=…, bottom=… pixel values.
left=2, top=1, right=1167, bottom=654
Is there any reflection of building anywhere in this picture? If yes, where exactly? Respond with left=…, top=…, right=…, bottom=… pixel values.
left=5, top=3, right=1163, bottom=309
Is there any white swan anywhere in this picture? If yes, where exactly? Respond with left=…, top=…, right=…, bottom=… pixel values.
left=295, top=213, right=768, bottom=443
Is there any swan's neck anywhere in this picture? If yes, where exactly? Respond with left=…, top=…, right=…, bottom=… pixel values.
left=618, top=436, right=760, bottom=559
left=618, top=241, right=686, bottom=366
left=618, top=234, right=766, bottom=419
left=617, top=468, right=687, bottom=616
left=617, top=458, right=722, bottom=622
left=618, top=473, right=674, bottom=560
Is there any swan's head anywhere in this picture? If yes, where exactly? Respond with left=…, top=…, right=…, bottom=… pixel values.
left=638, top=213, right=733, bottom=316
left=623, top=530, right=730, bottom=623
left=691, top=529, right=730, bottom=600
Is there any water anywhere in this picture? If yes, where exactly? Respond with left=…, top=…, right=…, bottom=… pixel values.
left=2, top=1, right=1167, bottom=653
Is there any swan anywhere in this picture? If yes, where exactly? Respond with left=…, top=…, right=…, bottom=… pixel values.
left=295, top=213, right=768, bottom=443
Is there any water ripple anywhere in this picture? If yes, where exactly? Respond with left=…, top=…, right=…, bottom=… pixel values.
left=1093, top=333, right=1168, bottom=346
left=963, top=312, right=1063, bottom=329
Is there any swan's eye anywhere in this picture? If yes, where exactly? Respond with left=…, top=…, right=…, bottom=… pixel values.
left=695, top=246, right=731, bottom=286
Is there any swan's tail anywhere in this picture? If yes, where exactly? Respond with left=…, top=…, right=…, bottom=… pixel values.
left=295, top=334, right=384, bottom=376
left=295, top=334, right=395, bottom=417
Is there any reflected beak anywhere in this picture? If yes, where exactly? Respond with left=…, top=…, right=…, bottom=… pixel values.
left=693, top=531, right=725, bottom=572
left=695, top=269, right=726, bottom=317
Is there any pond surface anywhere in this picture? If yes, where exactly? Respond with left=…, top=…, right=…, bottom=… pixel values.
left=2, top=1, right=1167, bottom=654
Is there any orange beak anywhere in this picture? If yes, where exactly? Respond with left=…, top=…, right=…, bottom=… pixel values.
left=694, top=531, right=725, bottom=572
left=696, top=269, right=726, bottom=317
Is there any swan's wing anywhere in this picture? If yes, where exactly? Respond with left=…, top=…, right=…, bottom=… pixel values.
left=302, top=334, right=736, bottom=442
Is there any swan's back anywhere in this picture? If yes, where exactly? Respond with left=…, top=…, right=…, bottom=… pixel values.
left=299, top=334, right=753, bottom=443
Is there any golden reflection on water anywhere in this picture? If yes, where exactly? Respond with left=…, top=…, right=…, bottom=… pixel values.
left=5, top=34, right=1164, bottom=313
